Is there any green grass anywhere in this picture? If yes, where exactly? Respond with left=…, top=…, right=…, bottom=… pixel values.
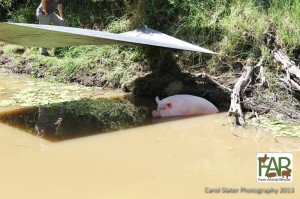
left=1, top=0, right=300, bottom=87
left=0, top=41, right=146, bottom=89
left=268, top=0, right=300, bottom=50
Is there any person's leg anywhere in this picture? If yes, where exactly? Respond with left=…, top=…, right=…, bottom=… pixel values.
left=50, top=13, right=65, bottom=26
left=49, top=13, right=65, bottom=56
left=37, top=12, right=51, bottom=55
left=37, top=12, right=51, bottom=25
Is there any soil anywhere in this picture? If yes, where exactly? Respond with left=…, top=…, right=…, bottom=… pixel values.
left=1, top=48, right=300, bottom=125
left=0, top=51, right=232, bottom=107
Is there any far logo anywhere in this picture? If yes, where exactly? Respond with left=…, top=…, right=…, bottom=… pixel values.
left=257, top=153, right=293, bottom=182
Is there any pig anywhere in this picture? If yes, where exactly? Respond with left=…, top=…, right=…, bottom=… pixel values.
left=266, top=172, right=277, bottom=179
left=282, top=169, right=292, bottom=179
left=152, top=94, right=219, bottom=118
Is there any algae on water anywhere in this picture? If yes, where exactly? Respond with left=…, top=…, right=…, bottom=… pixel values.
left=0, top=79, right=100, bottom=107
left=247, top=114, right=300, bottom=137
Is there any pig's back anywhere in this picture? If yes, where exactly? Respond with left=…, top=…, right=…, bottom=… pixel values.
left=171, top=95, right=218, bottom=115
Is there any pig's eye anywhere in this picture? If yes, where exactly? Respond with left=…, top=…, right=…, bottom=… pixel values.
left=166, top=103, right=172, bottom=108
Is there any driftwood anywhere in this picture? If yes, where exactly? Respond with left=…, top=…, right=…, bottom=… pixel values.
left=273, top=49, right=300, bottom=88
left=227, top=59, right=253, bottom=125
left=227, top=48, right=300, bottom=125
left=277, top=75, right=300, bottom=92
left=227, top=57, right=264, bottom=125
left=256, top=58, right=268, bottom=88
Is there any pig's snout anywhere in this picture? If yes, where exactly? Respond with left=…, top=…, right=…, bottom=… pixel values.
left=152, top=110, right=161, bottom=118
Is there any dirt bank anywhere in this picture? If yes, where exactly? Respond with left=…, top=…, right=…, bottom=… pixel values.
left=0, top=46, right=231, bottom=108
left=0, top=43, right=300, bottom=132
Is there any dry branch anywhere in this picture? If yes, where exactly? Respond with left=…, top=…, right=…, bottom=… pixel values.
left=227, top=59, right=253, bottom=125
left=274, top=50, right=300, bottom=82
left=227, top=57, right=265, bottom=125
left=195, top=73, right=232, bottom=92
left=277, top=75, right=300, bottom=92
left=273, top=49, right=300, bottom=105
left=256, top=57, right=267, bottom=87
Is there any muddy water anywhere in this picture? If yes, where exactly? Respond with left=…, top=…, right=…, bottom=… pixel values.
left=1, top=72, right=300, bottom=199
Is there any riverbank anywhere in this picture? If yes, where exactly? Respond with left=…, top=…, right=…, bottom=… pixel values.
left=0, top=44, right=300, bottom=136
left=1, top=0, right=300, bottom=132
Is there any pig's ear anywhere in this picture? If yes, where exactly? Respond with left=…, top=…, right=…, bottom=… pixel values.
left=166, top=103, right=172, bottom=109
left=155, top=96, right=160, bottom=103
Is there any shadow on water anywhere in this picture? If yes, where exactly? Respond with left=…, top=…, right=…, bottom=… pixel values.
left=0, top=94, right=226, bottom=142
left=0, top=96, right=158, bottom=142
left=0, top=47, right=230, bottom=142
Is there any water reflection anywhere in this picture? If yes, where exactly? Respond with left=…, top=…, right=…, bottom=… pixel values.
left=0, top=98, right=150, bottom=141
left=35, top=107, right=64, bottom=137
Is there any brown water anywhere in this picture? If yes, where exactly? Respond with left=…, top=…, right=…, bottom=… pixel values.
left=1, top=71, right=300, bottom=199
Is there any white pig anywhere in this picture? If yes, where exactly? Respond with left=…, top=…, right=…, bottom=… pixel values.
left=152, top=94, right=219, bottom=117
